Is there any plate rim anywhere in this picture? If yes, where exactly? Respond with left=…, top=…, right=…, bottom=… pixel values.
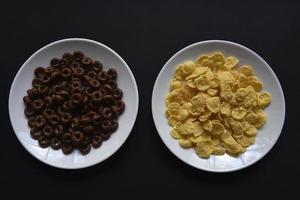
left=9, top=38, right=139, bottom=169
left=151, top=39, right=286, bottom=173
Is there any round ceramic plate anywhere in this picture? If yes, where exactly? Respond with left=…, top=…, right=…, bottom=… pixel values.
left=152, top=40, right=285, bottom=172
left=9, top=38, right=139, bottom=169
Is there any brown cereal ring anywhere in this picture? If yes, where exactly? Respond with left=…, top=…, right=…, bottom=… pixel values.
left=32, top=78, right=42, bottom=87
left=92, top=135, right=102, bottom=148
left=101, top=131, right=111, bottom=141
left=32, top=99, right=44, bottom=111
left=80, top=115, right=91, bottom=125
left=82, top=95, right=89, bottom=104
left=43, top=125, right=53, bottom=137
left=49, top=114, right=60, bottom=126
left=101, top=107, right=113, bottom=119
left=101, top=120, right=112, bottom=131
left=103, top=84, right=113, bottom=94
left=62, top=100, right=72, bottom=111
left=61, top=112, right=72, bottom=125
left=113, top=88, right=123, bottom=100
left=35, top=115, right=46, bottom=128
left=71, top=62, right=81, bottom=69
left=27, top=88, right=39, bottom=99
left=87, top=71, right=97, bottom=78
left=71, top=131, right=84, bottom=145
left=85, top=86, right=94, bottom=96
left=52, top=85, right=62, bottom=94
left=71, top=80, right=81, bottom=89
left=72, top=93, right=83, bottom=105
left=28, top=117, right=36, bottom=128
left=107, top=68, right=117, bottom=80
left=34, top=66, right=46, bottom=77
left=73, top=51, right=84, bottom=62
left=38, top=136, right=50, bottom=148
left=52, top=94, right=64, bottom=105
left=50, top=71, right=60, bottom=81
left=58, top=90, right=69, bottom=99
left=107, top=79, right=117, bottom=90
left=59, top=59, right=67, bottom=68
left=23, top=96, right=32, bottom=107
left=93, top=60, right=103, bottom=72
left=97, top=71, right=107, bottom=83
left=45, top=66, right=55, bottom=75
left=89, top=79, right=100, bottom=89
left=87, top=111, right=97, bottom=119
left=62, top=132, right=72, bottom=144
left=44, top=96, right=53, bottom=107
left=79, top=144, right=91, bottom=155
left=50, top=58, right=60, bottom=68
left=30, top=127, right=42, bottom=140
left=81, top=56, right=92, bottom=66
left=84, top=74, right=92, bottom=82
left=62, top=144, right=73, bottom=155
left=53, top=125, right=64, bottom=137
left=91, top=91, right=103, bottom=103
left=50, top=138, right=62, bottom=150
left=62, top=52, right=73, bottom=63
left=61, top=68, right=72, bottom=79
left=115, top=100, right=125, bottom=114
left=82, top=125, right=94, bottom=134
left=72, top=66, right=84, bottom=77
left=92, top=114, right=102, bottom=125
left=102, top=95, right=115, bottom=106
left=110, top=119, right=119, bottom=132
left=41, top=75, right=51, bottom=85
left=25, top=107, right=35, bottom=118
left=43, top=108, right=54, bottom=119
left=37, top=85, right=49, bottom=96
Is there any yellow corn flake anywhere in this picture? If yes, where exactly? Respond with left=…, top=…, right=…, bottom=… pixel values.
left=231, top=106, right=247, bottom=120
left=195, top=141, right=213, bottom=158
left=199, top=110, right=212, bottom=122
left=257, top=92, right=272, bottom=108
left=212, top=146, right=226, bottom=155
left=211, top=135, right=220, bottom=146
left=167, top=102, right=180, bottom=116
left=239, top=65, right=254, bottom=76
left=200, top=59, right=214, bottom=68
left=222, top=134, right=244, bottom=154
left=255, top=109, right=266, bottom=128
left=224, top=56, right=239, bottom=69
left=217, top=71, right=235, bottom=84
left=166, top=51, right=271, bottom=158
left=188, top=136, right=201, bottom=144
left=186, top=67, right=208, bottom=80
left=203, top=120, right=212, bottom=132
left=207, top=88, right=218, bottom=96
left=244, top=125, right=257, bottom=136
left=179, top=139, right=193, bottom=148
left=236, top=136, right=255, bottom=147
left=211, top=52, right=225, bottom=62
left=194, top=74, right=211, bottom=91
left=196, top=54, right=210, bottom=65
left=168, top=115, right=180, bottom=126
left=171, top=128, right=181, bottom=139
left=180, top=61, right=196, bottom=75
left=206, top=97, right=221, bottom=113
left=248, top=76, right=263, bottom=91
left=211, top=121, right=225, bottom=136
left=220, top=101, right=232, bottom=116
left=178, top=108, right=189, bottom=121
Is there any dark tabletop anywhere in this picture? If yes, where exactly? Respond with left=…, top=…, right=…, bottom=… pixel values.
left=1, top=0, right=299, bottom=199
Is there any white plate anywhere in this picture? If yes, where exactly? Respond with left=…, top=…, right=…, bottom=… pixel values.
left=152, top=40, right=285, bottom=172
left=9, top=38, right=139, bottom=169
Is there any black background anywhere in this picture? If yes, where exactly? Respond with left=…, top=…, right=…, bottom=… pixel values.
left=1, top=0, right=299, bottom=199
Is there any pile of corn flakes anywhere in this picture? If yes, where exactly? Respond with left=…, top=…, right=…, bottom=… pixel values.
left=165, top=52, right=271, bottom=158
